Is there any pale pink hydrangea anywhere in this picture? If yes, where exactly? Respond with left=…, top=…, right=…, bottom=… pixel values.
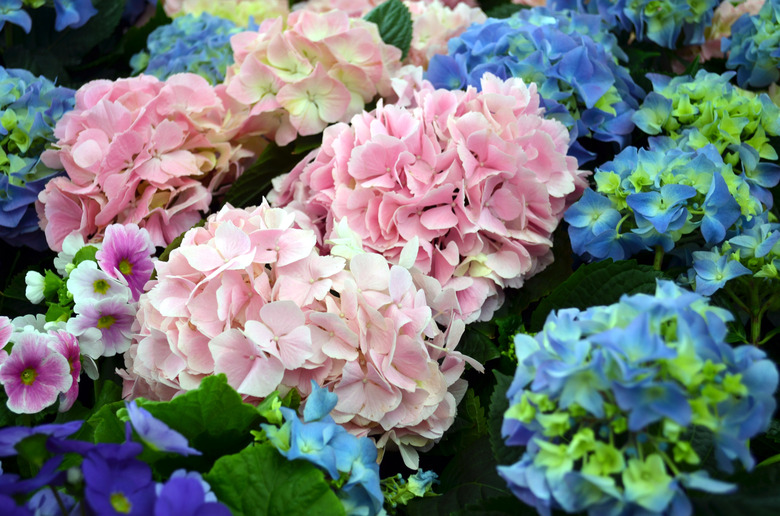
left=163, top=0, right=289, bottom=26
left=37, top=74, right=255, bottom=252
left=223, top=10, right=402, bottom=145
left=511, top=0, right=547, bottom=6
left=702, top=0, right=765, bottom=60
left=271, top=74, right=588, bottom=323
left=120, top=202, right=480, bottom=467
left=299, top=0, right=486, bottom=68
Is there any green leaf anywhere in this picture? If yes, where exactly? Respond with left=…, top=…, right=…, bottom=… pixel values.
left=72, top=245, right=99, bottom=266
left=488, top=371, right=524, bottom=467
left=204, top=444, right=345, bottom=516
left=485, top=4, right=523, bottom=19
left=766, top=420, right=780, bottom=443
left=364, top=0, right=413, bottom=60
left=52, top=0, right=127, bottom=63
left=689, top=463, right=780, bottom=515
left=457, top=496, right=537, bottom=516
left=457, top=322, right=500, bottom=365
left=137, top=375, right=262, bottom=462
left=14, top=434, right=50, bottom=478
left=44, top=302, right=71, bottom=323
left=43, top=270, right=62, bottom=299
left=434, top=389, right=489, bottom=456
left=224, top=141, right=311, bottom=208
left=407, top=437, right=510, bottom=516
left=529, top=259, right=663, bottom=331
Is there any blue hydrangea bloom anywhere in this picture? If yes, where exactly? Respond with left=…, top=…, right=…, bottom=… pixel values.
left=0, top=66, right=75, bottom=250
left=566, top=137, right=751, bottom=262
left=260, top=384, right=384, bottom=516
left=549, top=0, right=719, bottom=48
left=53, top=0, right=98, bottom=31
left=499, top=281, right=778, bottom=515
left=131, top=13, right=241, bottom=84
left=426, top=9, right=645, bottom=165
left=0, top=0, right=31, bottom=33
left=724, top=0, right=780, bottom=88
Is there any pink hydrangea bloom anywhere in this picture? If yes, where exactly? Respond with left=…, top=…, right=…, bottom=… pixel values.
left=271, top=74, right=588, bottom=323
left=37, top=74, right=255, bottom=251
left=224, top=10, right=402, bottom=145
left=299, top=0, right=485, bottom=68
left=0, top=331, right=72, bottom=414
left=121, top=202, right=480, bottom=466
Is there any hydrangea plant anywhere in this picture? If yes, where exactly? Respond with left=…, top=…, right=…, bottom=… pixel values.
left=499, top=280, right=779, bottom=515
left=724, top=0, right=780, bottom=88
left=0, top=67, right=74, bottom=250
left=131, top=13, right=242, bottom=84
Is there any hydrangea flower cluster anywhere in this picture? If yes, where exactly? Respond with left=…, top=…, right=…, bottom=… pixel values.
left=499, top=281, right=779, bottom=516
left=0, top=319, right=79, bottom=414
left=130, top=13, right=242, bottom=84
left=724, top=0, right=780, bottom=87
left=261, top=383, right=384, bottom=515
left=36, top=73, right=254, bottom=251
left=0, top=0, right=97, bottom=33
left=272, top=73, right=587, bottom=323
left=223, top=10, right=402, bottom=146
left=548, top=0, right=720, bottom=48
left=301, top=0, right=487, bottom=69
left=426, top=11, right=645, bottom=164
left=565, top=138, right=758, bottom=262
left=698, top=0, right=765, bottom=62
left=689, top=209, right=780, bottom=295
left=162, top=0, right=288, bottom=26
left=0, top=67, right=75, bottom=250
left=121, top=201, right=480, bottom=468
left=0, top=416, right=229, bottom=514
left=632, top=70, right=780, bottom=165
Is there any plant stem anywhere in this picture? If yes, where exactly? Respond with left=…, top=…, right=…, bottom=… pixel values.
left=653, top=246, right=664, bottom=271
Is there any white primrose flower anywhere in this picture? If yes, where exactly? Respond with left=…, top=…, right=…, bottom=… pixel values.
left=67, top=261, right=132, bottom=304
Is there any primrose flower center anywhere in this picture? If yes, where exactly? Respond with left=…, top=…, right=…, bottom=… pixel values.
left=93, top=279, right=111, bottom=295
left=97, top=315, right=117, bottom=329
left=20, top=367, right=37, bottom=386
left=110, top=492, right=132, bottom=514
left=119, top=259, right=133, bottom=276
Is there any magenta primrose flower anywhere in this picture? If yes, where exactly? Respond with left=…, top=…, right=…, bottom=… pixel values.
left=49, top=330, right=81, bottom=412
left=0, top=332, right=72, bottom=414
left=96, top=223, right=156, bottom=301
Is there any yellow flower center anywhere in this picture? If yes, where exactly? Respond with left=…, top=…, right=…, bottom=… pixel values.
left=93, top=279, right=111, bottom=295
left=20, top=367, right=37, bottom=386
left=119, top=259, right=133, bottom=276
left=97, top=315, right=116, bottom=329
left=110, top=492, right=132, bottom=513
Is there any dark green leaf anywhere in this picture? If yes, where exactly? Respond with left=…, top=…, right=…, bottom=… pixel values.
left=457, top=496, right=537, bottom=516
left=408, top=437, right=510, bottom=516
left=364, top=0, right=413, bottom=60
left=767, top=420, right=780, bottom=443
left=434, top=389, right=489, bottom=456
left=224, top=142, right=307, bottom=208
left=488, top=371, right=524, bottom=467
left=52, top=0, right=127, bottom=63
left=14, top=434, right=50, bottom=478
left=204, top=444, right=345, bottom=516
left=485, top=4, right=523, bottom=19
left=690, top=463, right=780, bottom=515
left=137, top=375, right=262, bottom=462
left=530, top=259, right=663, bottom=331
left=457, top=322, right=500, bottom=365
left=44, top=302, right=72, bottom=323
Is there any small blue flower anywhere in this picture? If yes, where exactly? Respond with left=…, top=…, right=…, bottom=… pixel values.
left=154, top=475, right=231, bottom=516
left=0, top=0, right=31, bottom=33
left=125, top=401, right=202, bottom=456
left=626, top=184, right=697, bottom=234
left=691, top=249, right=752, bottom=295
left=53, top=0, right=98, bottom=32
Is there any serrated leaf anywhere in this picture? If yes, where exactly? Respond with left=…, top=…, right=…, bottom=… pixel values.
left=408, top=437, right=510, bottom=516
left=364, top=0, right=413, bottom=60
left=458, top=322, right=500, bottom=364
left=204, top=444, right=345, bottom=516
left=530, top=259, right=663, bottom=331
left=488, top=371, right=524, bottom=467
